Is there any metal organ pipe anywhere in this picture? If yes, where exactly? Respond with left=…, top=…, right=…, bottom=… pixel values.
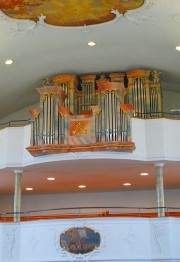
left=105, top=92, right=109, bottom=141
left=50, top=95, right=54, bottom=144
left=137, top=78, right=139, bottom=116
left=37, top=116, right=40, bottom=145
left=150, top=88, right=158, bottom=117
left=138, top=78, right=142, bottom=117
left=134, top=79, right=138, bottom=116
left=34, top=116, right=39, bottom=145
left=87, top=85, right=90, bottom=109
left=99, top=111, right=102, bottom=142
left=104, top=91, right=118, bottom=142
left=139, top=78, right=142, bottom=116
left=62, top=83, right=69, bottom=108
left=95, top=113, right=99, bottom=142
left=150, top=88, right=156, bottom=117
left=41, top=94, right=56, bottom=145
left=112, top=92, right=117, bottom=141
left=47, top=95, right=51, bottom=144
left=155, top=92, right=158, bottom=115
left=111, top=92, right=114, bottom=140
left=139, top=78, right=147, bottom=118
left=131, top=85, right=135, bottom=117
left=142, top=81, right=146, bottom=118
left=131, top=78, right=147, bottom=118
left=109, top=92, right=112, bottom=141
left=33, top=119, right=36, bottom=145
left=114, top=95, right=117, bottom=141
left=111, top=92, right=114, bottom=141
left=150, top=89, right=152, bottom=116
left=120, top=109, right=127, bottom=142
left=58, top=114, right=65, bottom=144
left=43, top=96, right=47, bottom=144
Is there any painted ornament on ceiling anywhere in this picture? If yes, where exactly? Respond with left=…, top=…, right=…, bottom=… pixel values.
left=0, top=0, right=144, bottom=26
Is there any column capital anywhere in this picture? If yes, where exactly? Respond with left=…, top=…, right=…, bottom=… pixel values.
left=155, top=163, right=164, bottom=168
left=14, top=169, right=23, bottom=175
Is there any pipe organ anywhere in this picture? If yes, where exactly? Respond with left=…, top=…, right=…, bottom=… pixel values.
left=27, top=69, right=162, bottom=156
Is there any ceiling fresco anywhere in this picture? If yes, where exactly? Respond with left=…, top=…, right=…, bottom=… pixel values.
left=0, top=0, right=144, bottom=26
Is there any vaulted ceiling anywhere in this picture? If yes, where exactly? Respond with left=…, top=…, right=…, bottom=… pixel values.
left=0, top=0, right=180, bottom=119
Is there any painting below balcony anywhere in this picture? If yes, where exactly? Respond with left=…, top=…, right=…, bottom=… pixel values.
left=60, top=227, right=100, bottom=254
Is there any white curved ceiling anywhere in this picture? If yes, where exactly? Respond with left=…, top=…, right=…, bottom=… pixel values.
left=0, top=0, right=180, bottom=195
left=0, top=159, right=180, bottom=194
left=0, top=0, right=180, bottom=119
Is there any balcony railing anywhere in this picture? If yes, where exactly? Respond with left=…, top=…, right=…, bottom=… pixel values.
left=1, top=206, right=180, bottom=222
left=133, top=111, right=180, bottom=119
left=0, top=119, right=31, bottom=129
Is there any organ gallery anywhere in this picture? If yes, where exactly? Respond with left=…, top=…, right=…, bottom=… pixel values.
left=27, top=69, right=162, bottom=156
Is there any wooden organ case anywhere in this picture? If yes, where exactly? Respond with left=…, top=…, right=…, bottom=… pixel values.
left=27, top=69, right=162, bottom=156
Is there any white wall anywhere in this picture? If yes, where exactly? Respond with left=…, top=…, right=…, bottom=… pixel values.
left=0, top=189, right=179, bottom=215
left=1, top=217, right=180, bottom=262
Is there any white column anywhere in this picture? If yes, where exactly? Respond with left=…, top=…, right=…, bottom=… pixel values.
left=155, top=163, right=165, bottom=217
left=14, top=170, right=23, bottom=222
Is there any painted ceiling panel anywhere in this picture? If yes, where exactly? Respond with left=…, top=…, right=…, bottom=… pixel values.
left=0, top=0, right=144, bottom=26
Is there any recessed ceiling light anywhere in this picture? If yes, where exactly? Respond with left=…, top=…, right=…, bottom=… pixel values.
left=5, top=59, right=13, bottom=65
left=78, top=185, right=86, bottom=188
left=88, top=41, right=96, bottom=46
left=47, top=177, right=55, bottom=181
left=123, top=183, right=131, bottom=186
left=26, top=187, right=33, bottom=191
left=175, top=46, right=180, bottom=51
left=140, top=172, right=149, bottom=176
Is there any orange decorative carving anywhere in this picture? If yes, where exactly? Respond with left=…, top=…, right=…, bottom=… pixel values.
left=126, top=70, right=150, bottom=78
left=109, top=73, right=125, bottom=79
left=26, top=142, right=136, bottom=156
left=36, top=86, right=67, bottom=100
left=80, top=75, right=97, bottom=81
left=121, top=103, right=133, bottom=113
left=70, top=121, right=89, bottom=136
left=58, top=106, right=71, bottom=116
left=96, top=81, right=123, bottom=91
left=52, top=75, right=78, bottom=86
left=29, top=108, right=40, bottom=119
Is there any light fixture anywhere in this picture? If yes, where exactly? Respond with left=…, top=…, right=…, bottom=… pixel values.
left=140, top=172, right=149, bottom=176
left=175, top=46, right=180, bottom=51
left=88, top=41, right=96, bottom=46
left=47, top=177, right=55, bottom=181
left=123, top=183, right=131, bottom=186
left=26, top=187, right=33, bottom=191
left=78, top=185, right=86, bottom=188
left=5, top=59, right=13, bottom=65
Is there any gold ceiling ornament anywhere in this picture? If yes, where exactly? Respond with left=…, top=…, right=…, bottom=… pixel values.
left=0, top=0, right=144, bottom=27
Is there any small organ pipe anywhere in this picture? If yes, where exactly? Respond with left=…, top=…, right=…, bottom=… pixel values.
left=109, top=92, right=112, bottom=140
left=47, top=95, right=51, bottom=144
left=43, top=97, right=47, bottom=144
left=51, top=95, right=54, bottom=143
